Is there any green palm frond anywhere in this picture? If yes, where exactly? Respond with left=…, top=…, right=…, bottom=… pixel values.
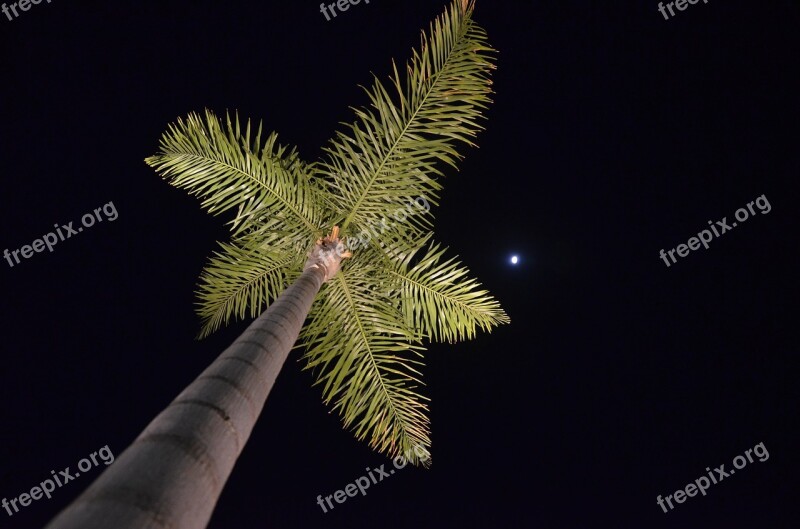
left=300, top=264, right=431, bottom=465
left=194, top=232, right=302, bottom=339
left=145, top=110, right=322, bottom=242
left=318, top=0, right=496, bottom=241
left=386, top=239, right=510, bottom=343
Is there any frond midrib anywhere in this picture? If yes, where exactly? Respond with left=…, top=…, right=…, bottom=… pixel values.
left=199, top=253, right=296, bottom=319
left=387, top=268, right=506, bottom=324
left=340, top=18, right=470, bottom=232
left=164, top=151, right=318, bottom=234
left=335, top=272, right=408, bottom=444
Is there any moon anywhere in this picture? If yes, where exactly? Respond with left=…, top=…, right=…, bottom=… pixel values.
left=510, top=255, right=519, bottom=265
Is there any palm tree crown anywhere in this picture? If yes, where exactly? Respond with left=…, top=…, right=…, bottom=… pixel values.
left=145, top=0, right=508, bottom=467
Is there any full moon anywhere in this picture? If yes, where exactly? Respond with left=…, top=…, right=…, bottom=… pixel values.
left=510, top=255, right=519, bottom=265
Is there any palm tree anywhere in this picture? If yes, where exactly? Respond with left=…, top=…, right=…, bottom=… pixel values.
left=46, top=1, right=508, bottom=528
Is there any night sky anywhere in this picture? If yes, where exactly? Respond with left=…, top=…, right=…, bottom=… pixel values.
left=1, top=1, right=799, bottom=527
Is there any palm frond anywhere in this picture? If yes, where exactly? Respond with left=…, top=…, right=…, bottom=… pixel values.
left=319, top=0, right=496, bottom=242
left=145, top=109, right=322, bottom=243
left=386, top=238, right=510, bottom=343
left=300, top=265, right=432, bottom=466
left=195, top=233, right=301, bottom=338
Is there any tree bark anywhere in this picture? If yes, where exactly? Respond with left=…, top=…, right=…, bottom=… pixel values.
left=45, top=264, right=328, bottom=529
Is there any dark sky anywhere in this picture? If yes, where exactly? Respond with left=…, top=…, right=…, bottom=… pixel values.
left=1, top=1, right=798, bottom=527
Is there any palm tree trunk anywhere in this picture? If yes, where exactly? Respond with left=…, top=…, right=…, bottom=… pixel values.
left=45, top=263, right=328, bottom=529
